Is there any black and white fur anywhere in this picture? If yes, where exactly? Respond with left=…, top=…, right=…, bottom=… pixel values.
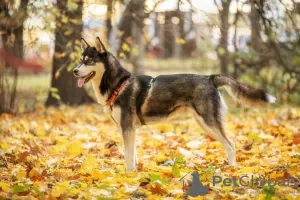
left=73, top=37, right=276, bottom=172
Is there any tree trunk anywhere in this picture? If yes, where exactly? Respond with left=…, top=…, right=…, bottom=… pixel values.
left=250, top=0, right=262, bottom=52
left=0, top=0, right=28, bottom=113
left=232, top=10, right=240, bottom=79
left=117, top=1, right=133, bottom=58
left=106, top=0, right=113, bottom=41
left=177, top=0, right=184, bottom=59
left=250, top=0, right=262, bottom=75
left=109, top=0, right=145, bottom=74
left=163, top=12, right=175, bottom=58
left=131, top=0, right=145, bottom=75
left=217, top=0, right=231, bottom=75
left=46, top=0, right=92, bottom=106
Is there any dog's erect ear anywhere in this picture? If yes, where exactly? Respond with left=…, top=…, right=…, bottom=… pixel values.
left=95, top=37, right=107, bottom=53
left=81, top=38, right=89, bottom=52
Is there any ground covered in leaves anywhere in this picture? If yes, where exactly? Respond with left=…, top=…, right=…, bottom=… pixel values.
left=0, top=105, right=299, bottom=199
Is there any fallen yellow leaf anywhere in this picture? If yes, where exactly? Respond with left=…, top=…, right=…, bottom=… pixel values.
left=51, top=181, right=69, bottom=197
left=67, top=140, right=83, bottom=157
left=0, top=182, right=10, bottom=192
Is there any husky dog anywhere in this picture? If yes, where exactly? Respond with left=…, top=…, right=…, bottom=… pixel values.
left=73, top=37, right=276, bottom=172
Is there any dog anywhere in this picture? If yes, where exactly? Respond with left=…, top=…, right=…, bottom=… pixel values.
left=73, top=37, right=276, bottom=172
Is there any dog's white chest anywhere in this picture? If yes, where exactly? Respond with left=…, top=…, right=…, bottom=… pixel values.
left=91, top=80, right=107, bottom=105
left=111, top=106, right=121, bottom=126
left=102, top=105, right=121, bottom=126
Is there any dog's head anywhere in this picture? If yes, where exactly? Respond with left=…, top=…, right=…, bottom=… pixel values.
left=73, top=37, right=108, bottom=88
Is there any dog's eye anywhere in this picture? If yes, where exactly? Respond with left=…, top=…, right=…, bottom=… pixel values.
left=80, top=57, right=94, bottom=65
left=83, top=58, right=95, bottom=65
left=87, top=58, right=94, bottom=64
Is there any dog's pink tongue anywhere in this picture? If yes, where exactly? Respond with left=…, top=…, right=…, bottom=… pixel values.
left=77, top=78, right=85, bottom=88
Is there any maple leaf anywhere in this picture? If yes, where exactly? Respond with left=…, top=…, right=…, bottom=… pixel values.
left=51, top=181, right=69, bottom=197
left=81, top=155, right=98, bottom=170
left=0, top=182, right=10, bottom=192
left=149, top=183, right=168, bottom=195
left=67, top=140, right=83, bottom=157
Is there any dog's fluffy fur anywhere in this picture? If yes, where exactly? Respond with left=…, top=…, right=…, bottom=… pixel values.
left=73, top=37, right=276, bottom=172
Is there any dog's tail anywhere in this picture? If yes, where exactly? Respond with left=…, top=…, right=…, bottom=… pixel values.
left=211, top=74, right=276, bottom=105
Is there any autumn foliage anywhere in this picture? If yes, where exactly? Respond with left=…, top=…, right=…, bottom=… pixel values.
left=0, top=105, right=299, bottom=199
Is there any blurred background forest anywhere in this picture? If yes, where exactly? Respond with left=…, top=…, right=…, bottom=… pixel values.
left=1, top=0, right=300, bottom=114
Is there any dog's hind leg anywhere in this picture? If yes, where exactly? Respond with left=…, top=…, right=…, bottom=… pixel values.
left=192, top=93, right=236, bottom=166
left=194, top=115, right=236, bottom=166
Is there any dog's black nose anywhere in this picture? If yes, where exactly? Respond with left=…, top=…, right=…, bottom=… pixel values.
left=73, top=69, right=79, bottom=75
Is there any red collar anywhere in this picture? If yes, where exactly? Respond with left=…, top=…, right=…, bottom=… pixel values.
left=106, top=80, right=127, bottom=108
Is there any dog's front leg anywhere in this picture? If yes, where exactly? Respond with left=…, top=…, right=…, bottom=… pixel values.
left=121, top=128, right=137, bottom=172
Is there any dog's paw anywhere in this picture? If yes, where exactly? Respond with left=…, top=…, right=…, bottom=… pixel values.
left=126, top=167, right=137, bottom=172
left=228, top=162, right=237, bottom=169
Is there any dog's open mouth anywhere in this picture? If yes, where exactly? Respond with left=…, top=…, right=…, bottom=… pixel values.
left=77, top=71, right=95, bottom=88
